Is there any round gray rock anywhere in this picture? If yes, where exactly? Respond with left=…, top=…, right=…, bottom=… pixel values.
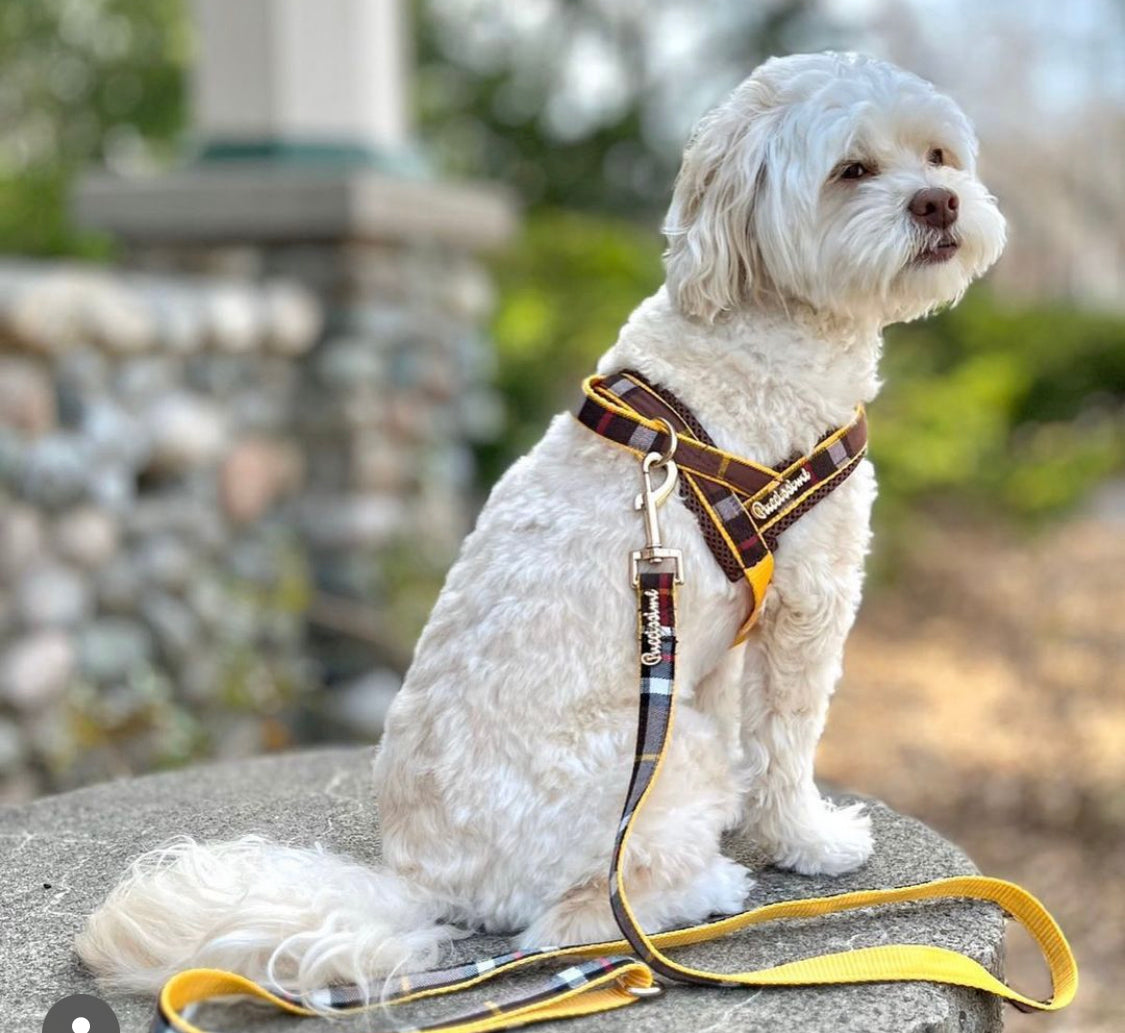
left=20, top=435, right=91, bottom=509
left=53, top=506, right=120, bottom=570
left=75, top=618, right=153, bottom=683
left=0, top=630, right=75, bottom=710
left=0, top=748, right=1005, bottom=1033
left=14, top=563, right=92, bottom=628
left=0, top=504, right=45, bottom=580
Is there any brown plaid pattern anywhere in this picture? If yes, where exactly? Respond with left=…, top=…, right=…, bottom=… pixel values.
left=576, top=371, right=867, bottom=624
left=610, top=571, right=679, bottom=965
left=606, top=572, right=739, bottom=984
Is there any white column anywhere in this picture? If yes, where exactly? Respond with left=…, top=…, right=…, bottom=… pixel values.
left=190, top=0, right=410, bottom=156
left=75, top=0, right=515, bottom=247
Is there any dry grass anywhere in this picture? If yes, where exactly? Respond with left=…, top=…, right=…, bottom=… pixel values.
left=819, top=514, right=1125, bottom=1032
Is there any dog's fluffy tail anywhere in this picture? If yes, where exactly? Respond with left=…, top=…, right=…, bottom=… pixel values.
left=75, top=835, right=459, bottom=1001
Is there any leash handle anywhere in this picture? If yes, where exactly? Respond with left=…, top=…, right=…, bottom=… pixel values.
left=151, top=955, right=655, bottom=1032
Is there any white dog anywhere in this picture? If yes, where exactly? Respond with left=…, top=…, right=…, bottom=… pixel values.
left=77, top=52, right=1005, bottom=1000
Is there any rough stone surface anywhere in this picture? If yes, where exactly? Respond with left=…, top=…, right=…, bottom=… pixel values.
left=0, top=748, right=1004, bottom=1033
left=0, top=218, right=500, bottom=804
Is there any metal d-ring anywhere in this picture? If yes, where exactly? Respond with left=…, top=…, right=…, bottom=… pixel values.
left=651, top=418, right=679, bottom=466
left=624, top=981, right=664, bottom=998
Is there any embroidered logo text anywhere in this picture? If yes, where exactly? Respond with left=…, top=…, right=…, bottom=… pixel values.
left=640, top=589, right=663, bottom=666
left=751, top=468, right=811, bottom=521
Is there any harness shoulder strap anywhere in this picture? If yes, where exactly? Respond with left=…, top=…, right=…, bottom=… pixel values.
left=575, top=371, right=868, bottom=636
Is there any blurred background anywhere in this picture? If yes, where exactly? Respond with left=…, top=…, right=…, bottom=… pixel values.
left=0, top=0, right=1121, bottom=1028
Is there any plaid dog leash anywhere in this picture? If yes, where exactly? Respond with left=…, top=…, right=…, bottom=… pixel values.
left=147, top=376, right=1078, bottom=1032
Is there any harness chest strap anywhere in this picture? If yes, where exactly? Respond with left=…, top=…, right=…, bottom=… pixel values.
left=574, top=371, right=868, bottom=638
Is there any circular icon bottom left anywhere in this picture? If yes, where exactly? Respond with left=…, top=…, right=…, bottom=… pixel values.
left=42, top=993, right=120, bottom=1033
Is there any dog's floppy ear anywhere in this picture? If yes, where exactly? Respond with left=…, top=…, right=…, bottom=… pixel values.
left=663, top=81, right=777, bottom=324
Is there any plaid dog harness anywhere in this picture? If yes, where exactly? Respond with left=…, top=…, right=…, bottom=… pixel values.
left=149, top=373, right=1078, bottom=1032
left=575, top=369, right=868, bottom=637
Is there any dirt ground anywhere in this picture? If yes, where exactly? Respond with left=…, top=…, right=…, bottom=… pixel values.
left=818, top=514, right=1125, bottom=1033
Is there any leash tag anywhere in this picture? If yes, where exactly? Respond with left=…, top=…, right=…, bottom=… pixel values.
left=631, top=449, right=684, bottom=586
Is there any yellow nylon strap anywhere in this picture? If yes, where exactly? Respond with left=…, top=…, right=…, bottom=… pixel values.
left=607, top=599, right=1079, bottom=1014
left=681, top=473, right=774, bottom=644
left=160, top=970, right=309, bottom=1032
left=566, top=875, right=1076, bottom=1009
left=157, top=871, right=1078, bottom=1033
left=157, top=962, right=655, bottom=1033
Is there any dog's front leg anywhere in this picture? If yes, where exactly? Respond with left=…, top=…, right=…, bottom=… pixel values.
left=736, top=533, right=873, bottom=876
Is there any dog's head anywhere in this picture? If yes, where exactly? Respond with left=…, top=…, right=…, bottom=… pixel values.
left=663, top=52, right=1006, bottom=326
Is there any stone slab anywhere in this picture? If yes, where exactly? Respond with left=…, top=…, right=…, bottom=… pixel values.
left=0, top=748, right=1004, bottom=1032
left=74, top=168, right=519, bottom=251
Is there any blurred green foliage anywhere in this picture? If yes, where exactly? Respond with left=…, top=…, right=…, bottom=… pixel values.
left=481, top=210, right=1125, bottom=529
left=474, top=210, right=665, bottom=487
left=877, top=296, right=1125, bottom=526
left=413, top=0, right=828, bottom=218
left=0, top=0, right=189, bottom=257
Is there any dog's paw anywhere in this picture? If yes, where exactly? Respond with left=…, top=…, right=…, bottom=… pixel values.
left=770, top=801, right=873, bottom=876
left=697, top=856, right=755, bottom=916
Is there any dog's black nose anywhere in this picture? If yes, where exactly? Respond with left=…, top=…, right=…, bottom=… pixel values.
left=908, top=187, right=959, bottom=230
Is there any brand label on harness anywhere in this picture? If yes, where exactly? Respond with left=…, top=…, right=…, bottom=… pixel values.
left=640, top=589, right=663, bottom=666
left=751, top=468, right=811, bottom=521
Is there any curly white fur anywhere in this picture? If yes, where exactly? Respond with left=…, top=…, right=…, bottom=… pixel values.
left=77, top=52, right=1005, bottom=1002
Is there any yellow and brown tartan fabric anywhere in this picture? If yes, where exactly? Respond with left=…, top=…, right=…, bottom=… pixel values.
left=575, top=370, right=868, bottom=635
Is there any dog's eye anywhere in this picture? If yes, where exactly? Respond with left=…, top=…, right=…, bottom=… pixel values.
left=928, top=148, right=945, bottom=166
left=840, top=162, right=872, bottom=181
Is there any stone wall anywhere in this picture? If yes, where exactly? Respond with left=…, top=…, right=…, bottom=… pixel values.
left=0, top=253, right=497, bottom=802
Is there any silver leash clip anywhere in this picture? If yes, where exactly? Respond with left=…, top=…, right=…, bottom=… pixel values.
left=630, top=421, right=684, bottom=586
